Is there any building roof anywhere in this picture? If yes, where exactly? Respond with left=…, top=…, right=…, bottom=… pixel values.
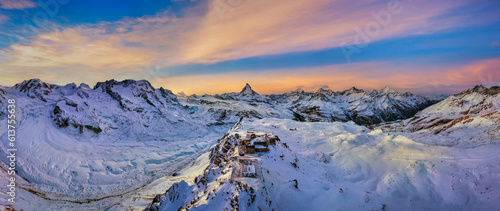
left=242, top=165, right=256, bottom=174
left=249, top=137, right=268, bottom=146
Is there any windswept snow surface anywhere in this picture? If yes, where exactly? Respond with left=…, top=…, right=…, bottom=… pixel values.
left=149, top=118, right=500, bottom=210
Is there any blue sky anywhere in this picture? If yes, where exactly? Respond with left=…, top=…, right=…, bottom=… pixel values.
left=0, top=0, right=499, bottom=94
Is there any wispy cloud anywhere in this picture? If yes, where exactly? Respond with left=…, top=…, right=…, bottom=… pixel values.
left=0, top=14, right=8, bottom=24
left=0, top=11, right=182, bottom=69
left=0, top=0, right=36, bottom=9
left=3, top=27, right=155, bottom=68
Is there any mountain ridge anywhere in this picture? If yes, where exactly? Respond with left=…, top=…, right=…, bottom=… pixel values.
left=0, top=79, right=462, bottom=127
left=404, top=85, right=500, bottom=146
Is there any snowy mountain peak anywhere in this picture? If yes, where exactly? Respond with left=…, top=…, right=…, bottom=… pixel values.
left=349, top=86, right=362, bottom=92
left=315, top=87, right=336, bottom=97
left=13, top=78, right=60, bottom=101
left=14, top=78, right=51, bottom=91
left=78, top=83, right=91, bottom=90
left=461, top=85, right=500, bottom=96
left=380, top=86, right=396, bottom=94
left=342, top=86, right=364, bottom=95
left=419, top=85, right=500, bottom=116
left=407, top=85, right=500, bottom=135
left=239, top=83, right=259, bottom=97
left=316, top=87, right=330, bottom=93
left=93, top=79, right=155, bottom=91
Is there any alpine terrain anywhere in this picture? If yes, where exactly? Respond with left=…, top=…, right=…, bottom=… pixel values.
left=0, top=79, right=498, bottom=210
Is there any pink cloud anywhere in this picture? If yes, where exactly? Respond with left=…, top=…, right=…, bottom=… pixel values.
left=0, top=14, right=8, bottom=24
left=0, top=0, right=36, bottom=9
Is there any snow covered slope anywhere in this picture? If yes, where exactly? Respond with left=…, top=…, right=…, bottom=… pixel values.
left=147, top=118, right=500, bottom=211
left=405, top=85, right=500, bottom=147
left=0, top=79, right=229, bottom=207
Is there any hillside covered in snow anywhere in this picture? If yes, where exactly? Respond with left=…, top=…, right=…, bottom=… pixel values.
left=0, top=79, right=229, bottom=209
left=400, top=85, right=500, bottom=147
left=147, top=118, right=500, bottom=210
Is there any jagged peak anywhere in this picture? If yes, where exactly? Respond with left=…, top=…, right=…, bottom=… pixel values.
left=63, top=83, right=77, bottom=90
left=316, top=87, right=329, bottom=93
left=15, top=78, right=48, bottom=88
left=93, top=79, right=117, bottom=90
left=349, top=86, right=361, bottom=91
left=471, top=85, right=489, bottom=93
left=342, top=86, right=364, bottom=94
left=239, top=83, right=259, bottom=96
left=78, top=83, right=91, bottom=90
left=19, top=78, right=43, bottom=83
left=458, top=85, right=500, bottom=96
left=93, top=79, right=155, bottom=91
left=14, top=78, right=55, bottom=92
left=315, top=88, right=336, bottom=97
left=380, top=86, right=397, bottom=93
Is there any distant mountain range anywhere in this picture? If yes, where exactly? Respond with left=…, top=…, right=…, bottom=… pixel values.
left=8, top=79, right=496, bottom=132
left=185, top=82, right=443, bottom=125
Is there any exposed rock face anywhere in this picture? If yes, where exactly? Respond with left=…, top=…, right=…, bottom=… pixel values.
left=460, top=85, right=500, bottom=96
left=239, top=83, right=259, bottom=97
left=0, top=88, right=5, bottom=103
left=93, top=79, right=178, bottom=111
left=14, top=79, right=57, bottom=102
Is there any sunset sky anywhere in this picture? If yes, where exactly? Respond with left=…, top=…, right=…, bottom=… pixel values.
left=0, top=0, right=499, bottom=95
